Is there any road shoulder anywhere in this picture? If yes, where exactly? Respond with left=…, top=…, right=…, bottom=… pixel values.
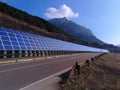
left=19, top=67, right=71, bottom=90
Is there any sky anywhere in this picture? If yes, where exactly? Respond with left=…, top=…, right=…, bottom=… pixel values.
left=0, top=0, right=120, bottom=45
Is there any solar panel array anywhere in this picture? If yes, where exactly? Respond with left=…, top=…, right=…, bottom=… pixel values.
left=0, top=27, right=108, bottom=52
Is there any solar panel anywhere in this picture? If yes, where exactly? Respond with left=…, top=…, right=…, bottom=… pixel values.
left=0, top=27, right=109, bottom=53
left=0, top=32, right=8, bottom=36
left=3, top=41, right=11, bottom=45
left=0, top=45, right=4, bottom=50
left=0, top=40, right=2, bottom=45
left=10, top=37, right=17, bottom=41
left=13, top=46, right=21, bottom=50
left=4, top=45, right=13, bottom=50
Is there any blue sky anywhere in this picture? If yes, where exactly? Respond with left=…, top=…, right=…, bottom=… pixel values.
left=1, top=0, right=120, bottom=45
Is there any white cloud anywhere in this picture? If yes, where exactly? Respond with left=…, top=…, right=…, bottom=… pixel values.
left=44, top=4, right=79, bottom=19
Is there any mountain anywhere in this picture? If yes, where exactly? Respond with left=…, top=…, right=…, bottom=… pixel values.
left=49, top=17, right=105, bottom=45
left=116, top=45, right=120, bottom=47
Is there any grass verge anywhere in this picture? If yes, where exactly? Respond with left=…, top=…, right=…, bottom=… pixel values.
left=59, top=53, right=120, bottom=90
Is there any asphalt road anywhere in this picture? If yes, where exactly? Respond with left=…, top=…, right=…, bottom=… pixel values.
left=0, top=53, right=100, bottom=90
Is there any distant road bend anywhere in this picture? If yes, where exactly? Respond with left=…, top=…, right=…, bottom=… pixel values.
left=0, top=53, right=100, bottom=90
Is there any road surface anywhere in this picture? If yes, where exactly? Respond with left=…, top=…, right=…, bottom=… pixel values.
left=0, top=53, right=100, bottom=90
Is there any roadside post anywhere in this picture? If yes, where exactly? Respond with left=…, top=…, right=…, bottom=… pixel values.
left=91, top=57, right=94, bottom=63
left=85, top=60, right=90, bottom=67
left=75, top=62, right=80, bottom=75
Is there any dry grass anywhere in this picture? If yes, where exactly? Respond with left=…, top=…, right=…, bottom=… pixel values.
left=59, top=53, right=120, bottom=90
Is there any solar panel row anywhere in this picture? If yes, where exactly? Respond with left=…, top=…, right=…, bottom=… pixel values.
left=0, top=27, right=108, bottom=52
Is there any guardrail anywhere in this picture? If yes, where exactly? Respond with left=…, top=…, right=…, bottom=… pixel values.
left=67, top=53, right=107, bottom=80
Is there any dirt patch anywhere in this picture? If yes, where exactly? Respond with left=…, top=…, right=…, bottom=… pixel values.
left=115, top=53, right=120, bottom=65
left=59, top=53, right=120, bottom=90
left=115, top=53, right=120, bottom=60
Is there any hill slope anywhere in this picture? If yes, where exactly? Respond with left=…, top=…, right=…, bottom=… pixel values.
left=49, top=17, right=104, bottom=45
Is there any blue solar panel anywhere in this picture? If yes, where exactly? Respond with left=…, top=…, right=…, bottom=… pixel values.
left=20, top=46, right=26, bottom=50
left=3, top=41, right=11, bottom=45
left=0, top=27, right=5, bottom=32
left=8, top=33, right=16, bottom=37
left=17, top=38, right=23, bottom=42
left=16, top=35, right=22, bottom=38
left=25, top=43, right=31, bottom=46
left=4, top=45, right=13, bottom=50
left=0, top=40, right=2, bottom=45
left=27, top=46, right=32, bottom=50
left=13, top=46, right=21, bottom=50
left=1, top=36, right=9, bottom=41
left=19, top=42, right=25, bottom=46
left=12, top=41, right=19, bottom=46
left=10, top=37, right=17, bottom=41
left=0, top=32, right=8, bottom=36
left=5, top=28, right=14, bottom=33
left=0, top=27, right=109, bottom=53
left=0, top=45, right=4, bottom=50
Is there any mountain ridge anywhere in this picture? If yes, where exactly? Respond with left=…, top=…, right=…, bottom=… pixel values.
left=49, top=17, right=105, bottom=45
